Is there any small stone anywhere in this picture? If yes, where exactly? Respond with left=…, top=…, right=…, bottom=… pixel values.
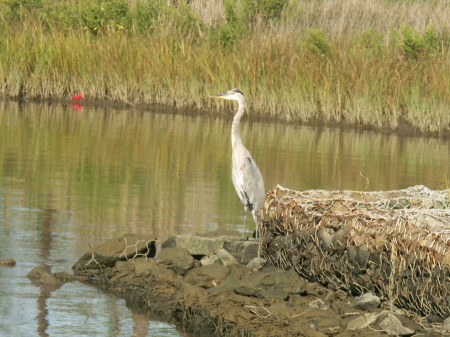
left=133, top=256, right=178, bottom=281
left=247, top=257, right=266, bottom=271
left=223, top=240, right=258, bottom=264
left=260, top=269, right=306, bottom=294
left=27, top=265, right=53, bottom=280
left=379, top=313, right=415, bottom=336
left=354, top=292, right=381, bottom=310
left=27, top=265, right=64, bottom=288
left=185, top=264, right=229, bottom=288
left=309, top=299, right=329, bottom=310
left=302, top=330, right=327, bottom=337
left=257, top=289, right=288, bottom=300
left=200, top=255, right=220, bottom=266
left=162, top=234, right=239, bottom=256
left=116, top=260, right=134, bottom=272
left=41, top=274, right=64, bottom=286
left=133, top=258, right=157, bottom=277
left=234, top=286, right=258, bottom=297
left=346, top=313, right=379, bottom=330
left=444, top=316, right=450, bottom=330
left=315, top=315, right=341, bottom=334
left=215, top=249, right=238, bottom=266
left=158, top=247, right=190, bottom=265
left=427, top=314, right=444, bottom=324
left=172, top=254, right=196, bottom=275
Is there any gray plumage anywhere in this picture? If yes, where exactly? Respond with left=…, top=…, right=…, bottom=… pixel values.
left=211, top=89, right=265, bottom=238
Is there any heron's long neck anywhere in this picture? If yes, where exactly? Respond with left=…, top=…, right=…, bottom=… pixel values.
left=231, top=101, right=246, bottom=150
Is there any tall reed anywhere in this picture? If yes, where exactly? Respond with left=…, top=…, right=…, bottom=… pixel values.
left=1, top=0, right=450, bottom=133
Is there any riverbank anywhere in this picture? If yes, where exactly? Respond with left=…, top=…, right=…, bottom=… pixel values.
left=1, top=0, right=450, bottom=133
left=34, top=232, right=447, bottom=336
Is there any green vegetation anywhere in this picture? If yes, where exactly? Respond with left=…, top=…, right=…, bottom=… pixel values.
left=1, top=0, right=450, bottom=133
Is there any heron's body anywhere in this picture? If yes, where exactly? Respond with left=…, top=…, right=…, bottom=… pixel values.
left=211, top=89, right=265, bottom=238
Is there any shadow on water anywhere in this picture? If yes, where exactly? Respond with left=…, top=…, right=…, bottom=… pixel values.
left=0, top=100, right=449, bottom=336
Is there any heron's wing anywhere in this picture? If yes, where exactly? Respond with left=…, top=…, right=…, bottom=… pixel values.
left=232, top=147, right=265, bottom=221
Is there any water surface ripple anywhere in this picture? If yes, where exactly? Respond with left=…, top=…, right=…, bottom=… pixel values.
left=0, top=101, right=448, bottom=336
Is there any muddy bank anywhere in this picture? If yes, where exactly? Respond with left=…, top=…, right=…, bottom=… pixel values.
left=56, top=232, right=449, bottom=336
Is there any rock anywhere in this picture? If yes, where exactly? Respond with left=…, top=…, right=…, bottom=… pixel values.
left=27, top=265, right=64, bottom=288
left=301, top=330, right=328, bottom=337
left=53, top=271, right=87, bottom=282
left=185, top=264, right=230, bottom=288
left=177, top=282, right=207, bottom=299
left=427, top=314, right=444, bottom=323
left=162, top=234, right=239, bottom=256
left=72, top=232, right=443, bottom=337
left=134, top=258, right=158, bottom=276
left=443, top=316, right=450, bottom=330
left=259, top=269, right=306, bottom=294
left=41, top=274, right=65, bottom=286
left=315, top=315, right=342, bottom=334
left=288, top=294, right=310, bottom=306
left=354, top=292, right=381, bottom=310
left=333, top=301, right=359, bottom=316
left=173, top=255, right=196, bottom=275
left=116, top=260, right=134, bottom=271
left=223, top=240, right=258, bottom=264
left=234, top=286, right=258, bottom=297
left=305, top=282, right=327, bottom=296
left=27, top=265, right=53, bottom=280
left=309, top=299, right=329, bottom=310
left=0, top=258, right=16, bottom=266
left=257, top=289, right=288, bottom=300
left=378, top=313, right=415, bottom=336
left=158, top=247, right=190, bottom=264
left=157, top=247, right=196, bottom=276
left=72, top=233, right=156, bottom=270
left=29, top=266, right=83, bottom=284
left=215, top=248, right=238, bottom=266
left=247, top=257, right=266, bottom=271
left=346, top=313, right=379, bottom=330
left=136, top=261, right=178, bottom=281
left=200, top=254, right=220, bottom=266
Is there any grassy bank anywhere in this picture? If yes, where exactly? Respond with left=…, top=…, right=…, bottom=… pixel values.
left=1, top=0, right=450, bottom=133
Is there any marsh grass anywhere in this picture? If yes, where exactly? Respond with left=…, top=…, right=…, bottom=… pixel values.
left=1, top=0, right=450, bottom=133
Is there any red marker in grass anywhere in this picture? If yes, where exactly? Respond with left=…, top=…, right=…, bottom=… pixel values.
left=72, top=93, right=83, bottom=100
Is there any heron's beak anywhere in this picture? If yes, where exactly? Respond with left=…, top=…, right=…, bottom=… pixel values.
left=210, top=93, right=230, bottom=99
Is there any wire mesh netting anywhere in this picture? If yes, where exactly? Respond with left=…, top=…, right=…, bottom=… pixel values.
left=72, top=234, right=157, bottom=271
left=259, top=185, right=450, bottom=318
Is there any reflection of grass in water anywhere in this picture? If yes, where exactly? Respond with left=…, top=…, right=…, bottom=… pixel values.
left=1, top=0, right=450, bottom=132
left=0, top=101, right=449, bottom=239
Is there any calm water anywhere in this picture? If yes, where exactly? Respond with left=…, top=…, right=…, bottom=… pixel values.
left=0, top=100, right=449, bottom=336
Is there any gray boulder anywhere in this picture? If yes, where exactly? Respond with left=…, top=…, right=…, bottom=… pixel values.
left=379, top=313, right=415, bottom=336
left=162, top=234, right=239, bottom=256
left=354, top=292, right=381, bottom=310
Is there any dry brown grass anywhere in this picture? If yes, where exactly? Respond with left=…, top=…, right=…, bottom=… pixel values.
left=1, top=0, right=450, bottom=132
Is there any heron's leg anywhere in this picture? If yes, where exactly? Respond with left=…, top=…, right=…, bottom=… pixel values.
left=243, top=207, right=248, bottom=239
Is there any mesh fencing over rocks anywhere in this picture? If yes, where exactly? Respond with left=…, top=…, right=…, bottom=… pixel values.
left=259, top=185, right=450, bottom=318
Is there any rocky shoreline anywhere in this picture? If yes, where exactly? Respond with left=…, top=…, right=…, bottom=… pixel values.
left=28, top=232, right=450, bottom=336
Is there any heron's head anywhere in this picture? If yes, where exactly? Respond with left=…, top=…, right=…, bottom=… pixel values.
left=210, top=88, right=245, bottom=103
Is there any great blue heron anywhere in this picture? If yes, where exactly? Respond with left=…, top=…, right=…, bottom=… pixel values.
left=211, top=89, right=265, bottom=239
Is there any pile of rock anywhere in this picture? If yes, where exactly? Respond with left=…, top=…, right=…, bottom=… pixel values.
left=58, top=233, right=449, bottom=336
